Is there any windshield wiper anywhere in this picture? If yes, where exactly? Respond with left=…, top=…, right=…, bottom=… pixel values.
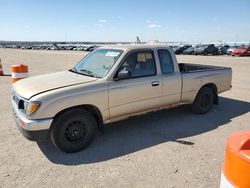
left=79, top=69, right=101, bottom=78
left=69, top=67, right=101, bottom=78
left=69, top=67, right=78, bottom=73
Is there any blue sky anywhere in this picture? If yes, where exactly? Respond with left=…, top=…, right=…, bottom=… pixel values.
left=0, top=0, right=250, bottom=42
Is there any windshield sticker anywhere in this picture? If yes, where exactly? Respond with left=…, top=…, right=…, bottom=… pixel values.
left=105, top=51, right=120, bottom=57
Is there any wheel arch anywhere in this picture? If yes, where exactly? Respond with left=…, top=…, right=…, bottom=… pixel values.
left=52, top=104, right=104, bottom=132
left=199, top=83, right=218, bottom=105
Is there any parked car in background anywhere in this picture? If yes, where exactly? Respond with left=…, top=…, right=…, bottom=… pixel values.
left=21, top=46, right=32, bottom=50
left=65, top=46, right=74, bottom=50
left=83, top=45, right=99, bottom=51
left=183, top=46, right=195, bottom=55
left=169, top=46, right=178, bottom=50
left=88, top=46, right=99, bottom=51
left=194, top=45, right=206, bottom=55
left=231, top=46, right=250, bottom=56
left=171, top=46, right=179, bottom=53
left=194, top=44, right=218, bottom=55
left=227, top=45, right=240, bottom=55
left=73, top=47, right=84, bottom=51
left=217, top=45, right=230, bottom=55
left=175, top=45, right=192, bottom=54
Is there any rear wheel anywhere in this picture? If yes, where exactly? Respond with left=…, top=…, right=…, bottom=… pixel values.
left=192, top=87, right=214, bottom=114
left=50, top=108, right=97, bottom=153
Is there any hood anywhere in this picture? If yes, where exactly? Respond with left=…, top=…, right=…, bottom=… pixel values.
left=234, top=48, right=247, bottom=53
left=13, top=71, right=98, bottom=99
left=227, top=48, right=235, bottom=52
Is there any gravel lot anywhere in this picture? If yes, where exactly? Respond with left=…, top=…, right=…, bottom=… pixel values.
left=0, top=48, right=249, bottom=188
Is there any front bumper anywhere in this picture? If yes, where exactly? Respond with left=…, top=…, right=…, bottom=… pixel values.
left=232, top=52, right=246, bottom=56
left=12, top=100, right=53, bottom=140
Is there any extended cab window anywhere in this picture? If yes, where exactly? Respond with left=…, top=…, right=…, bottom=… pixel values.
left=119, top=50, right=156, bottom=78
left=158, top=49, right=174, bottom=74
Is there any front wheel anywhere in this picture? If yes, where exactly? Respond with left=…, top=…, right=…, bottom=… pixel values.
left=192, top=87, right=214, bottom=114
left=50, top=108, right=97, bottom=153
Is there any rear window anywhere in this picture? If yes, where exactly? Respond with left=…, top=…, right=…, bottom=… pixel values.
left=158, top=49, right=174, bottom=74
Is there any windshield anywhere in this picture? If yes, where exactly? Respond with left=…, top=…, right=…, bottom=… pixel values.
left=73, top=49, right=123, bottom=78
left=229, top=46, right=239, bottom=49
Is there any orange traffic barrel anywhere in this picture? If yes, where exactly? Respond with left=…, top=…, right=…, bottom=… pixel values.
left=0, top=58, right=4, bottom=76
left=11, top=64, right=29, bottom=83
left=220, top=131, right=250, bottom=188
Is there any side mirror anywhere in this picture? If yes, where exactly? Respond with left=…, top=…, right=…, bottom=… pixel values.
left=116, top=70, right=131, bottom=80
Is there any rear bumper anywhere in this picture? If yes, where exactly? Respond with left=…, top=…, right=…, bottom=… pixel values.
left=12, top=100, right=52, bottom=140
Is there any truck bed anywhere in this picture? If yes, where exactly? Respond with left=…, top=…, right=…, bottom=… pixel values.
left=179, top=62, right=232, bottom=103
left=179, top=63, right=229, bottom=73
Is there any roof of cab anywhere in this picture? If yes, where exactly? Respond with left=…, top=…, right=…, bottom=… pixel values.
left=98, top=44, right=170, bottom=51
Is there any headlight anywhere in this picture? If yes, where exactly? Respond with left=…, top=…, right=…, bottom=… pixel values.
left=24, top=101, right=41, bottom=115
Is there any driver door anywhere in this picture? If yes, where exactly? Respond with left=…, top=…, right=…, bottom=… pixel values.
left=108, top=50, right=162, bottom=119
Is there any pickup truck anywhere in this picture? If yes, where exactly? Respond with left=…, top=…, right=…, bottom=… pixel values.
left=12, top=45, right=232, bottom=153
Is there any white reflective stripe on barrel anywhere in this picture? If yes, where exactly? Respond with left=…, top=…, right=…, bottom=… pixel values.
left=220, top=171, right=234, bottom=188
left=12, top=72, right=29, bottom=78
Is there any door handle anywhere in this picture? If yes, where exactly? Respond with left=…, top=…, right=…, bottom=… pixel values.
left=152, top=81, right=159, bottom=87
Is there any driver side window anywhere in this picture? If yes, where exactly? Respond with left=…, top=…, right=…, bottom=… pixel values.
left=118, top=50, right=156, bottom=78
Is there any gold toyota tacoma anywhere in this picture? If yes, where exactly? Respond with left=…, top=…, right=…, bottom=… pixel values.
left=12, top=45, right=232, bottom=152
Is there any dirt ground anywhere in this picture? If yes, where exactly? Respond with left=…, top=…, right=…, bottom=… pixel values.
left=0, top=48, right=249, bottom=188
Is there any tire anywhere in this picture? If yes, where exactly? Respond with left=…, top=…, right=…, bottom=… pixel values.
left=50, top=108, right=97, bottom=153
left=192, top=87, right=214, bottom=114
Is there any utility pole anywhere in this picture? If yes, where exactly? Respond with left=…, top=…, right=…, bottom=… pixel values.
left=136, top=36, right=141, bottom=44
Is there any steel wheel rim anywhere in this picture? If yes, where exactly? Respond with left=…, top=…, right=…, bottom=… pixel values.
left=64, top=120, right=87, bottom=142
